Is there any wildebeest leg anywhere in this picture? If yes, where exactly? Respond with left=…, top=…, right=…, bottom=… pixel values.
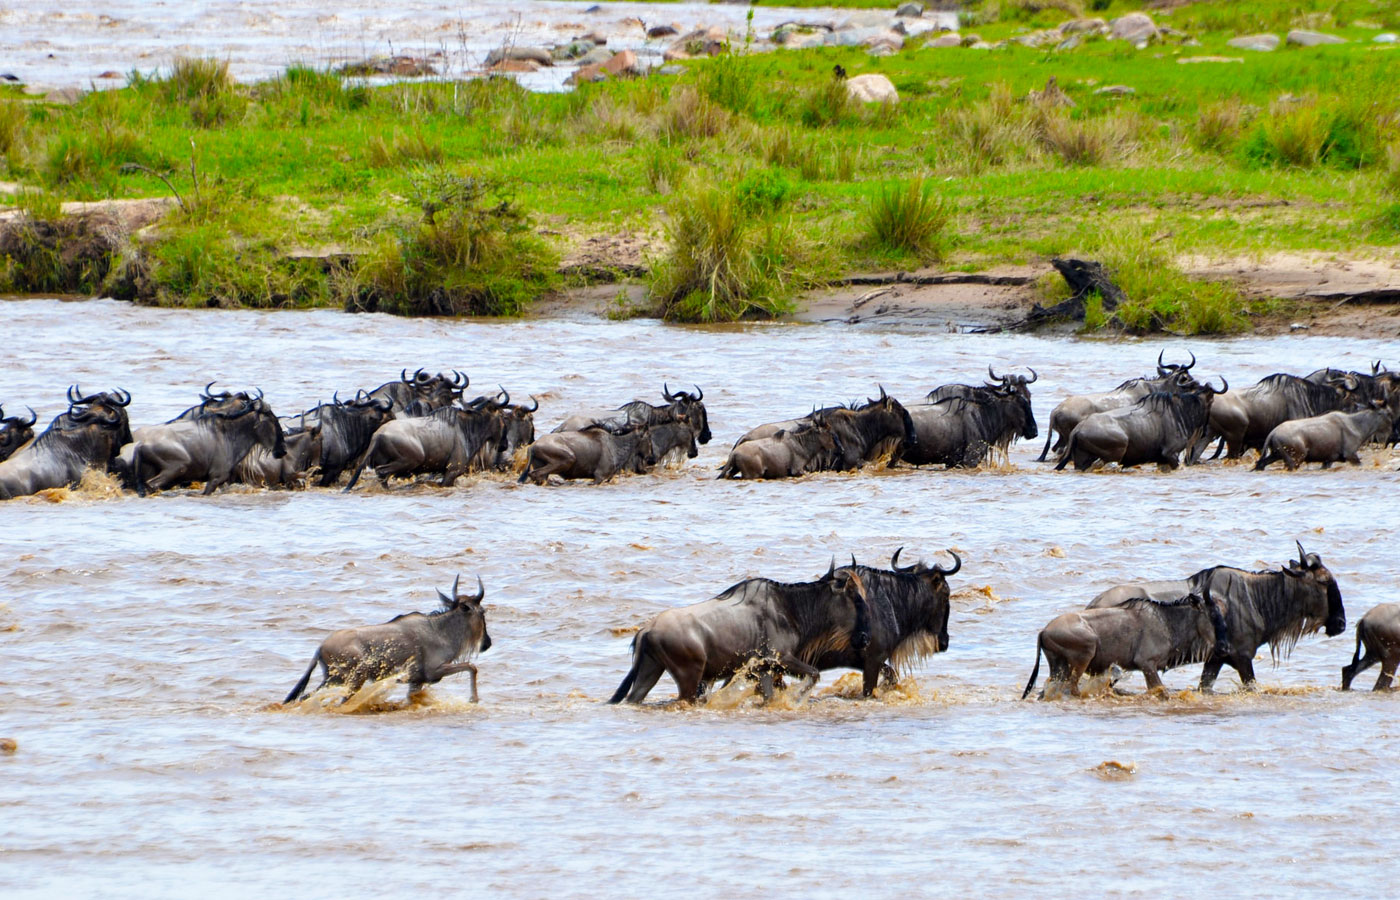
left=1253, top=448, right=1279, bottom=471
left=1198, top=658, right=1224, bottom=694
left=623, top=651, right=668, bottom=704
left=202, top=465, right=235, bottom=495
left=1345, top=452, right=1362, bottom=465
left=432, top=661, right=481, bottom=701
left=1141, top=666, right=1166, bottom=694
left=1232, top=656, right=1257, bottom=690
left=1374, top=664, right=1396, bottom=691
left=860, top=659, right=884, bottom=697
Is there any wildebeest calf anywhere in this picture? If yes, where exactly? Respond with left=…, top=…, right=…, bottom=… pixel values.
left=1341, top=603, right=1400, bottom=691
left=283, top=574, right=492, bottom=704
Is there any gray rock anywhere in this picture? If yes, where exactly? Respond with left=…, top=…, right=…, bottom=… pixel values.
left=1109, top=12, right=1157, bottom=43
left=1286, top=29, right=1346, bottom=46
left=1056, top=34, right=1082, bottom=52
left=485, top=45, right=553, bottom=66
left=576, top=46, right=614, bottom=66
left=647, top=25, right=678, bottom=38
left=961, top=33, right=983, bottom=46
left=895, top=2, right=924, bottom=18
left=1375, top=33, right=1398, bottom=43
left=825, top=26, right=903, bottom=50
left=838, top=11, right=892, bottom=31
left=1226, top=33, right=1280, bottom=51
left=1060, top=18, right=1107, bottom=35
left=928, top=33, right=962, bottom=48
left=552, top=40, right=596, bottom=61
left=1094, top=84, right=1135, bottom=95
left=658, top=64, right=686, bottom=76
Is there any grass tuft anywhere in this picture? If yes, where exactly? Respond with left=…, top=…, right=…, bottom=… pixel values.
left=864, top=179, right=951, bottom=262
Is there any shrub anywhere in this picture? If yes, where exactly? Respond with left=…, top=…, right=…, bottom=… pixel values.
left=864, top=179, right=951, bottom=261
left=660, top=86, right=728, bottom=142
left=1037, top=111, right=1136, bottom=166
left=735, top=168, right=792, bottom=214
left=1082, top=225, right=1247, bottom=334
left=340, top=169, right=556, bottom=317
left=698, top=52, right=754, bottom=115
left=1194, top=99, right=1246, bottom=154
left=162, top=57, right=245, bottom=127
left=0, top=212, right=124, bottom=294
left=1386, top=143, right=1400, bottom=195
left=1243, top=99, right=1387, bottom=170
left=649, top=183, right=797, bottom=322
left=948, top=88, right=1037, bottom=170
left=801, top=76, right=854, bottom=128
left=0, top=99, right=26, bottom=160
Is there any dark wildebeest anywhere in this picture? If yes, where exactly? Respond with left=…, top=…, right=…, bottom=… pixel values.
left=1038, top=352, right=1197, bottom=461
left=1305, top=362, right=1396, bottom=409
left=518, top=423, right=656, bottom=485
left=1088, top=542, right=1345, bottom=692
left=1340, top=603, right=1400, bottom=691
left=344, top=403, right=506, bottom=491
left=643, top=419, right=699, bottom=468
left=130, top=395, right=286, bottom=496
left=236, top=424, right=320, bottom=488
left=904, top=383, right=1037, bottom=468
left=608, top=567, right=872, bottom=704
left=312, top=393, right=396, bottom=486
left=717, top=417, right=843, bottom=480
left=0, top=404, right=37, bottom=463
left=461, top=389, right=539, bottom=472
left=1253, top=402, right=1399, bottom=471
left=553, top=384, right=711, bottom=447
left=1055, top=381, right=1223, bottom=471
left=1208, top=373, right=1356, bottom=458
left=817, top=548, right=960, bottom=696
left=364, top=369, right=468, bottom=418
left=734, top=387, right=916, bottom=469
left=926, top=366, right=1038, bottom=405
left=284, top=574, right=492, bottom=704
left=1022, top=587, right=1229, bottom=698
left=0, top=390, right=133, bottom=500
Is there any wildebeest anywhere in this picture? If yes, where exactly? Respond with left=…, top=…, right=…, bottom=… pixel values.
left=608, top=566, right=872, bottom=704
left=1055, top=381, right=1223, bottom=471
left=461, top=389, right=539, bottom=472
left=283, top=574, right=492, bottom=704
left=0, top=389, right=134, bottom=500
left=817, top=548, right=960, bottom=696
left=1253, top=402, right=1398, bottom=471
left=904, top=383, right=1037, bottom=468
left=1207, top=373, right=1356, bottom=458
left=130, top=395, right=286, bottom=496
left=717, top=418, right=842, bottom=480
left=0, top=404, right=37, bottom=463
left=643, top=419, right=699, bottom=467
left=1340, top=603, right=1400, bottom=691
left=312, top=393, right=396, bottom=486
left=734, top=387, right=917, bottom=469
left=364, top=369, right=467, bottom=417
left=1022, top=587, right=1229, bottom=698
left=344, top=403, right=506, bottom=491
left=518, top=423, right=656, bottom=484
left=236, top=425, right=320, bottom=488
left=553, top=384, right=711, bottom=446
left=1088, top=542, right=1345, bottom=691
left=1038, top=352, right=1197, bottom=461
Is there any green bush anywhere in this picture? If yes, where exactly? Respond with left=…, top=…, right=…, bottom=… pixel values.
left=1243, top=99, right=1388, bottom=170
left=735, top=168, right=792, bottom=214
left=649, top=183, right=797, bottom=322
left=801, top=77, right=854, bottom=128
left=864, top=179, right=951, bottom=261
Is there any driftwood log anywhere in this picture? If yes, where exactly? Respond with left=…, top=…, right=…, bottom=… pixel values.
left=1013, top=258, right=1126, bottom=331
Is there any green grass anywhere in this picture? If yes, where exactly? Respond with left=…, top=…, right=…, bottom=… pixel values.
left=1, top=0, right=1399, bottom=327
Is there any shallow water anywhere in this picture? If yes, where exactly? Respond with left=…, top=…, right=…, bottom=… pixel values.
left=2, top=1, right=957, bottom=92
left=3, top=298, right=1400, bottom=896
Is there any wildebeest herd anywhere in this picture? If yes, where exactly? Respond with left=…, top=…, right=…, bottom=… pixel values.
left=3, top=354, right=1398, bottom=704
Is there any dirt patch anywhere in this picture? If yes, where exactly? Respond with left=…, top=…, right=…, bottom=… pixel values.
left=555, top=229, right=662, bottom=281
left=795, top=266, right=1041, bottom=331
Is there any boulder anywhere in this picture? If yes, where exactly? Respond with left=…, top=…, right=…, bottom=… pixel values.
left=928, top=33, right=962, bottom=48
left=838, top=11, right=892, bottom=31
left=845, top=73, right=899, bottom=104
left=1060, top=18, right=1108, bottom=35
left=579, top=32, right=608, bottom=45
left=895, top=2, right=924, bottom=17
left=490, top=59, right=541, bottom=74
left=900, top=20, right=942, bottom=38
left=552, top=40, right=596, bottom=61
left=1176, top=56, right=1243, bottom=64
left=565, top=62, right=608, bottom=86
left=825, top=27, right=904, bottom=50
left=666, top=27, right=728, bottom=61
left=657, top=64, right=686, bottom=76
left=1109, top=12, right=1157, bottom=44
left=647, top=25, right=678, bottom=38
left=1056, top=34, right=1083, bottom=52
left=1094, top=84, right=1135, bottom=95
left=1226, top=33, right=1280, bottom=51
left=961, top=33, right=983, bottom=46
left=577, top=46, right=614, bottom=66
left=1377, top=33, right=1398, bottom=43
left=602, top=49, right=641, bottom=77
left=485, top=45, right=553, bottom=67
left=1286, top=29, right=1346, bottom=46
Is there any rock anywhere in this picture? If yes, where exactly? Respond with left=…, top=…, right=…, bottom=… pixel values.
left=565, top=62, right=607, bottom=86
left=602, top=49, right=641, bottom=77
left=969, top=41, right=993, bottom=50
left=961, top=33, right=983, bottom=46
left=1109, top=12, right=1157, bottom=43
left=838, top=11, right=892, bottom=31
left=783, top=32, right=828, bottom=49
left=0, top=738, right=15, bottom=754
left=928, top=33, right=962, bottom=48
left=1028, top=76, right=1075, bottom=108
left=1375, top=33, right=1398, bottom=43
left=666, top=27, right=728, bottom=60
left=647, top=25, right=678, bottom=38
left=577, top=46, right=614, bottom=66
left=658, top=64, right=686, bottom=76
left=825, top=27, right=904, bottom=51
left=338, top=55, right=437, bottom=77
left=552, top=40, right=596, bottom=61
left=584, top=4, right=603, bottom=12
left=1286, top=29, right=1346, bottom=46
left=1094, top=84, right=1135, bottom=95
left=97, top=70, right=122, bottom=79
left=845, top=73, right=899, bottom=104
left=490, top=59, right=541, bottom=74
left=901, top=20, right=942, bottom=38
left=580, top=32, right=608, bottom=45
left=485, top=45, right=553, bottom=67
left=1060, top=18, right=1107, bottom=35
left=1227, top=33, right=1280, bottom=51
left=1056, top=34, right=1083, bottom=52
left=1014, top=30, right=1059, bottom=49
left=43, top=87, right=85, bottom=105
left=895, top=2, right=924, bottom=17
left=1176, top=56, right=1244, bottom=64
left=0, top=74, right=19, bottom=82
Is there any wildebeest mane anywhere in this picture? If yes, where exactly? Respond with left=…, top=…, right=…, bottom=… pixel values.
left=1255, top=373, right=1347, bottom=417
left=839, top=565, right=949, bottom=674
left=1186, top=565, right=1325, bottom=664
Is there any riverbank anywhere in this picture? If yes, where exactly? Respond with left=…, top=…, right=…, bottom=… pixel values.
left=2, top=0, right=1399, bottom=333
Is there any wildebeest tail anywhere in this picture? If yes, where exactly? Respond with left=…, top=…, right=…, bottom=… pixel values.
left=1053, top=433, right=1077, bottom=471
left=284, top=651, right=321, bottom=704
left=1021, top=635, right=1043, bottom=700
left=608, top=633, right=644, bottom=704
left=1348, top=619, right=1367, bottom=670
left=1036, top=424, right=1056, bottom=462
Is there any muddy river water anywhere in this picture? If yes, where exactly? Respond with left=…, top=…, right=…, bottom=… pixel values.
left=2, top=299, right=1399, bottom=896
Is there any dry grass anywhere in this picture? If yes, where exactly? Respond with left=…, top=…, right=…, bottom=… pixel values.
left=1036, top=110, right=1138, bottom=167
left=660, top=86, right=728, bottom=142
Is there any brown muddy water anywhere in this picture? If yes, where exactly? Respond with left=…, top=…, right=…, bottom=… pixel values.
left=2, top=298, right=1399, bottom=896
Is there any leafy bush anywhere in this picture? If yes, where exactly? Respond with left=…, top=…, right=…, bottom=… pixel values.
left=735, top=168, right=792, bottom=214
left=1242, top=99, right=1389, bottom=170
left=649, top=183, right=797, bottom=322
left=0, top=99, right=25, bottom=161
left=864, top=179, right=951, bottom=261
left=366, top=131, right=443, bottom=167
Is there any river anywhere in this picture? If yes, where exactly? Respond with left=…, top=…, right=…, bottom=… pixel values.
left=2, top=299, right=1398, bottom=895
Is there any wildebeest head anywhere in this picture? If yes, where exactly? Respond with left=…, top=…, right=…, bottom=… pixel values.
left=1155, top=350, right=1197, bottom=380
left=816, top=560, right=872, bottom=650
left=986, top=365, right=1037, bottom=401
left=889, top=546, right=961, bottom=651
left=437, top=573, right=492, bottom=654
left=864, top=385, right=918, bottom=450
left=0, top=404, right=37, bottom=460
left=662, top=383, right=711, bottom=445
left=1284, top=540, right=1345, bottom=637
left=988, top=383, right=1038, bottom=441
left=216, top=394, right=286, bottom=459
left=67, top=385, right=134, bottom=455
left=502, top=395, right=538, bottom=457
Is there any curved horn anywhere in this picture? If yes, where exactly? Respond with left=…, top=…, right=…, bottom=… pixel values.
left=451, top=573, right=461, bottom=598
left=1026, top=367, right=1037, bottom=384
left=1156, top=350, right=1168, bottom=374
left=850, top=553, right=858, bottom=569
left=114, top=388, right=131, bottom=407
left=891, top=546, right=916, bottom=573
left=1208, top=375, right=1228, bottom=395
left=1295, top=540, right=1307, bottom=565
left=878, top=385, right=888, bottom=402
left=67, top=385, right=81, bottom=405
left=451, top=370, right=467, bottom=388
left=333, top=391, right=342, bottom=405
left=824, top=556, right=836, bottom=580
left=1184, top=350, right=1196, bottom=371
left=496, top=386, right=509, bottom=407
left=21, top=406, right=37, bottom=427
left=524, top=395, right=539, bottom=413
left=201, top=381, right=219, bottom=401
left=933, top=550, right=962, bottom=576
left=692, top=384, right=702, bottom=402
left=401, top=368, right=411, bottom=384
left=662, top=382, right=675, bottom=402
left=415, top=368, right=428, bottom=382
left=469, top=575, right=485, bottom=603
left=989, top=365, right=1001, bottom=382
